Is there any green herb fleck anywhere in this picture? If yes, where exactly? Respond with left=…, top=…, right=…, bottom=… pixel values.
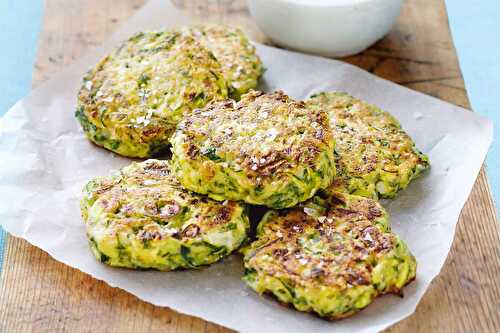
left=201, top=147, right=221, bottom=161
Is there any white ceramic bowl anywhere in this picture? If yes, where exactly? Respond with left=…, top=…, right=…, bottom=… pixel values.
left=248, top=0, right=402, bottom=58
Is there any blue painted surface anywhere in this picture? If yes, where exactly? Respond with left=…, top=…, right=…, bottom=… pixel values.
left=0, top=0, right=43, bottom=271
left=445, top=0, right=499, bottom=215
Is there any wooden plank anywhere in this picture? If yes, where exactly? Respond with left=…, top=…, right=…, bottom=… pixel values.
left=0, top=0, right=498, bottom=332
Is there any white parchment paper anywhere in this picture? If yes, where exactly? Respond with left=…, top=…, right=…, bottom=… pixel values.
left=0, top=1, right=493, bottom=332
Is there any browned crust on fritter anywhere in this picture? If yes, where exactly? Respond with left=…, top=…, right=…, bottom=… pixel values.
left=247, top=198, right=395, bottom=291
left=177, top=90, right=333, bottom=176
left=86, top=160, right=239, bottom=239
left=255, top=250, right=416, bottom=321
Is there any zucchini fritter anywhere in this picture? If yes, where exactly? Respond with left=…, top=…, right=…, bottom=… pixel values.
left=181, top=25, right=263, bottom=99
left=170, top=90, right=336, bottom=209
left=81, top=160, right=249, bottom=270
left=76, top=31, right=228, bottom=158
left=306, top=92, right=429, bottom=199
left=242, top=192, right=416, bottom=319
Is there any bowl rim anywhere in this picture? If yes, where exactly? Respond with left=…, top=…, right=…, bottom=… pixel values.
left=249, top=0, right=401, bottom=9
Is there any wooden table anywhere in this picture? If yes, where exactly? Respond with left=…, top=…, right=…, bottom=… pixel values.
left=1, top=0, right=499, bottom=332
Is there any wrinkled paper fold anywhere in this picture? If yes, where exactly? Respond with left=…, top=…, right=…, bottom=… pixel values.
left=0, top=1, right=493, bottom=332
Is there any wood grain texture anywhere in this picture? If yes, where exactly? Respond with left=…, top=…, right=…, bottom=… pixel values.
left=1, top=0, right=499, bottom=332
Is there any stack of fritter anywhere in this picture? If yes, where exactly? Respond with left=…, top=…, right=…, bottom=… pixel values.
left=77, top=25, right=429, bottom=320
